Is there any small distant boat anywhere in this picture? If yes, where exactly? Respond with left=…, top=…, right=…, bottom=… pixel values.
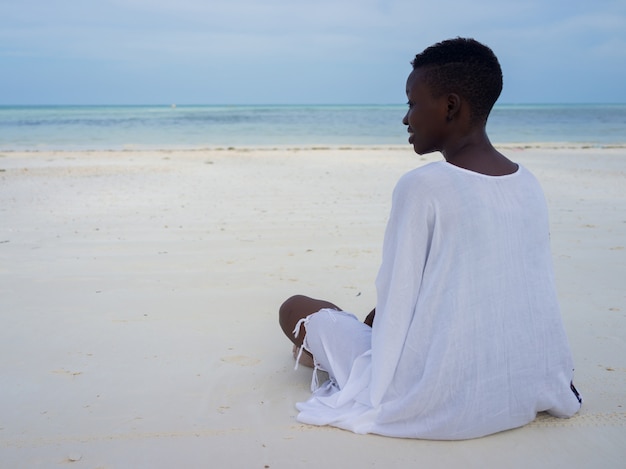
left=171, top=104, right=176, bottom=109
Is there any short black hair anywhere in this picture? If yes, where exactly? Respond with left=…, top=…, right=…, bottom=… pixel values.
left=412, top=38, right=503, bottom=122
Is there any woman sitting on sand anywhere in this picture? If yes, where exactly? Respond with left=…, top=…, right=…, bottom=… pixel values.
left=279, top=37, right=582, bottom=440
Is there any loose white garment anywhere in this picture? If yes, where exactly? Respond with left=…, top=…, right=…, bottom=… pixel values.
left=296, top=161, right=581, bottom=440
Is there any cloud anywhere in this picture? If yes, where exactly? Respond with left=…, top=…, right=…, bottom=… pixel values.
left=1, top=0, right=389, bottom=63
left=1, top=0, right=625, bottom=103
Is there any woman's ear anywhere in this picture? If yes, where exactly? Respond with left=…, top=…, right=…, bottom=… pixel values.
left=446, top=93, right=461, bottom=122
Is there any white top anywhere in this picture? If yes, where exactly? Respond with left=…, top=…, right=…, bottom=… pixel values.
left=296, top=161, right=581, bottom=439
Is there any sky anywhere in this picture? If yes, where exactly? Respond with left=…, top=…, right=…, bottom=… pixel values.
left=1, top=0, right=625, bottom=105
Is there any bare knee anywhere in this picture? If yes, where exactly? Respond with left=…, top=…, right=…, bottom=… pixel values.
left=278, top=295, right=301, bottom=322
left=279, top=295, right=310, bottom=344
left=278, top=295, right=341, bottom=346
left=280, top=295, right=308, bottom=311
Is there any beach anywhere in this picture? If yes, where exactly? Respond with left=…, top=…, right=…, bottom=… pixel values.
left=1, top=145, right=624, bottom=468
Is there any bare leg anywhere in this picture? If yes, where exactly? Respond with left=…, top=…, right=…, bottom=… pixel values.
left=279, top=295, right=344, bottom=367
left=279, top=295, right=342, bottom=347
left=291, top=345, right=314, bottom=368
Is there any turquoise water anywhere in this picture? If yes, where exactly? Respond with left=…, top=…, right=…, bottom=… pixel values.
left=0, top=104, right=624, bottom=151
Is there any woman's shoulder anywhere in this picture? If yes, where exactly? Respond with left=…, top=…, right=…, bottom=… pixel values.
left=397, top=161, right=446, bottom=185
left=390, top=162, right=448, bottom=210
left=394, top=161, right=453, bottom=195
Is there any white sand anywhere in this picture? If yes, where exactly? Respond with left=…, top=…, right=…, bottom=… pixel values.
left=1, top=146, right=624, bottom=468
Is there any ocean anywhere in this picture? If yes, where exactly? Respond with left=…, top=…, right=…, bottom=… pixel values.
left=0, top=104, right=624, bottom=151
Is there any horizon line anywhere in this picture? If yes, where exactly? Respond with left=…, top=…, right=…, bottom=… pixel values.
left=1, top=102, right=625, bottom=108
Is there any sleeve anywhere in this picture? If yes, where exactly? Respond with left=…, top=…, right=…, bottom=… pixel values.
left=370, top=172, right=435, bottom=406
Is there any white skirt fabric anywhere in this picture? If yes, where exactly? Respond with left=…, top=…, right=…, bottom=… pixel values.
left=296, top=309, right=371, bottom=390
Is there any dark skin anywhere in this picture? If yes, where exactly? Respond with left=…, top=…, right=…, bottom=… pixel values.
left=279, top=295, right=345, bottom=368
left=279, top=66, right=516, bottom=365
left=403, top=67, right=518, bottom=176
left=278, top=296, right=374, bottom=367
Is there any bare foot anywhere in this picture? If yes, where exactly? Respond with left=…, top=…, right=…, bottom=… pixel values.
left=292, top=345, right=315, bottom=368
